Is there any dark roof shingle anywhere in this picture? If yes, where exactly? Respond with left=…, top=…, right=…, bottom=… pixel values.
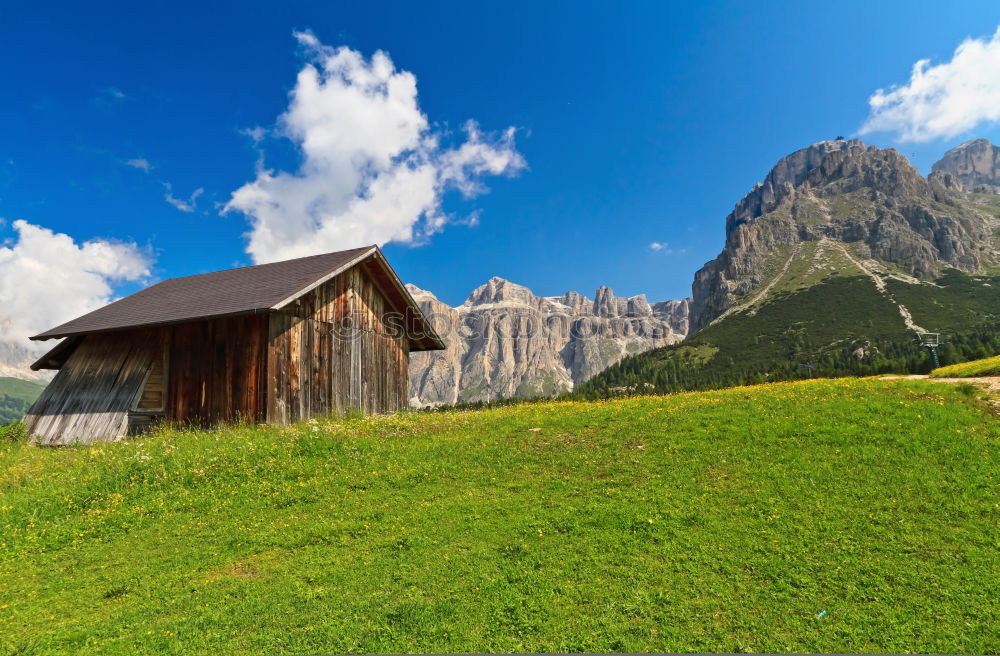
left=33, top=246, right=377, bottom=340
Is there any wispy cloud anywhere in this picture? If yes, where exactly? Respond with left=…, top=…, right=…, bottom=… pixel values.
left=124, top=158, right=151, bottom=173
left=859, top=27, right=1000, bottom=142
left=239, top=126, right=268, bottom=144
left=649, top=241, right=686, bottom=255
left=93, top=86, right=129, bottom=109
left=225, top=31, right=526, bottom=264
left=163, top=183, right=204, bottom=213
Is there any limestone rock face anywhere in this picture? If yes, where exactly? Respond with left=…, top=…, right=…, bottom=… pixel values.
left=931, top=139, right=1000, bottom=192
left=407, top=280, right=689, bottom=406
left=0, top=328, right=50, bottom=382
left=651, top=299, right=690, bottom=335
left=404, top=286, right=467, bottom=407
left=690, top=139, right=1000, bottom=332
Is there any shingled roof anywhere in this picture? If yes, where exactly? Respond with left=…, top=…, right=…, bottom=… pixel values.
left=31, top=246, right=445, bottom=351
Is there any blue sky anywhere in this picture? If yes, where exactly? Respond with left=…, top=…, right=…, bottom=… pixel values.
left=2, top=0, right=1000, bottom=327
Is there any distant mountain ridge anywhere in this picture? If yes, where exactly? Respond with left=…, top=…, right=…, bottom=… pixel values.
left=581, top=138, right=1000, bottom=396
left=0, top=340, right=49, bottom=383
left=407, top=278, right=689, bottom=405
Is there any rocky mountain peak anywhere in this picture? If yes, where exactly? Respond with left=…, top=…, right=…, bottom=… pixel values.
left=931, top=138, right=1000, bottom=192
left=651, top=299, right=691, bottom=336
left=801, top=145, right=930, bottom=200
left=627, top=294, right=653, bottom=317
left=593, top=286, right=656, bottom=318
left=462, top=276, right=538, bottom=308
left=691, top=138, right=997, bottom=333
left=593, top=286, right=619, bottom=317
left=727, top=139, right=867, bottom=234
left=555, top=290, right=591, bottom=314
left=404, top=283, right=437, bottom=301
left=767, top=138, right=867, bottom=188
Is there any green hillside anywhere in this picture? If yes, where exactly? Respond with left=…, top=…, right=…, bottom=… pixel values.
left=931, top=354, right=1000, bottom=378
left=0, top=377, right=45, bottom=425
left=1, top=378, right=998, bottom=654
left=579, top=260, right=1000, bottom=397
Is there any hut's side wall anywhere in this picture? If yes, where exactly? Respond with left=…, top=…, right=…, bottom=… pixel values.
left=24, top=332, right=160, bottom=445
left=267, top=264, right=410, bottom=423
left=167, top=315, right=268, bottom=425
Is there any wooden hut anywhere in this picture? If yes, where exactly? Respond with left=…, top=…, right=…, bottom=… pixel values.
left=24, top=246, right=444, bottom=445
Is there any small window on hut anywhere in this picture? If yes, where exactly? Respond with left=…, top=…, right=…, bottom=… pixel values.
left=135, top=351, right=168, bottom=413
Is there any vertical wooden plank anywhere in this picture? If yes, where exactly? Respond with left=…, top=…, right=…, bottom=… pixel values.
left=248, top=315, right=262, bottom=421
left=288, top=312, right=300, bottom=423
left=25, top=330, right=159, bottom=445
left=266, top=313, right=283, bottom=425
left=336, top=272, right=347, bottom=414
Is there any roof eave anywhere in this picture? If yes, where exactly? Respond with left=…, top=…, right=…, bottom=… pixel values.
left=29, top=336, right=84, bottom=370
left=369, top=247, right=447, bottom=351
left=30, top=307, right=275, bottom=341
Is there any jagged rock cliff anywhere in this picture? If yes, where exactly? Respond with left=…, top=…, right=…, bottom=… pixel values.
left=0, top=338, right=49, bottom=383
left=690, top=139, right=1000, bottom=332
left=408, top=278, right=689, bottom=405
left=931, top=138, right=1000, bottom=192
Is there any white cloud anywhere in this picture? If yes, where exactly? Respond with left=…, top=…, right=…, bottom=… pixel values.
left=0, top=220, right=151, bottom=354
left=164, top=183, right=204, bottom=212
left=239, top=126, right=268, bottom=144
left=225, top=32, right=526, bottom=264
left=859, top=27, right=1000, bottom=142
left=125, top=158, right=151, bottom=173
left=93, top=87, right=129, bottom=109
left=649, top=241, right=671, bottom=253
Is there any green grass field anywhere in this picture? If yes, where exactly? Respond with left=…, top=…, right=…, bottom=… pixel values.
left=931, top=354, right=1000, bottom=378
left=0, top=377, right=45, bottom=426
left=0, top=378, right=45, bottom=402
left=1, top=379, right=998, bottom=654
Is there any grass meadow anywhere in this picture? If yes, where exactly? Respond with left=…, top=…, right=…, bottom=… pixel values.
left=1, top=378, right=998, bottom=654
left=932, top=354, right=1000, bottom=378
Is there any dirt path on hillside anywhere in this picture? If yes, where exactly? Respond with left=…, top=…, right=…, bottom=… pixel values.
left=742, top=243, right=803, bottom=318
left=829, top=240, right=926, bottom=332
left=883, top=374, right=1000, bottom=410
left=709, top=243, right=804, bottom=327
left=884, top=374, right=1000, bottom=391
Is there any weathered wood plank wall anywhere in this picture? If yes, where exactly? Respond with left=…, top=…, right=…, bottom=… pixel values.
left=167, top=315, right=268, bottom=426
left=135, top=352, right=166, bottom=411
left=267, top=264, right=409, bottom=424
left=24, top=332, right=160, bottom=445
